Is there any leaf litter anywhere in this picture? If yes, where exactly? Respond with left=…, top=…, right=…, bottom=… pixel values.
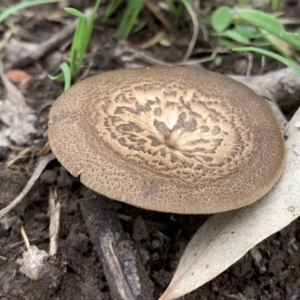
left=0, top=60, right=36, bottom=147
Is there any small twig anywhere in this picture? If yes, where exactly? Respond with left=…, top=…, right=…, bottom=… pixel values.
left=258, top=56, right=266, bottom=75
left=81, top=190, right=154, bottom=300
left=48, top=187, right=60, bottom=256
left=181, top=0, right=199, bottom=61
left=145, top=0, right=172, bottom=30
left=126, top=46, right=229, bottom=67
left=37, top=141, right=51, bottom=156
left=179, top=47, right=230, bottom=65
left=4, top=237, right=41, bottom=250
left=6, top=19, right=77, bottom=69
left=20, top=226, right=30, bottom=250
left=139, top=31, right=166, bottom=49
left=200, top=23, right=209, bottom=42
left=6, top=147, right=32, bottom=168
left=0, top=153, right=55, bottom=219
left=130, top=51, right=174, bottom=66
left=246, top=52, right=253, bottom=77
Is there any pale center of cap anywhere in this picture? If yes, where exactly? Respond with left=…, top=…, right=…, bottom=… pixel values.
left=88, top=83, right=255, bottom=184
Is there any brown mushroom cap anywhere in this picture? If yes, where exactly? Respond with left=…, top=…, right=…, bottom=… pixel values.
left=48, top=66, right=285, bottom=214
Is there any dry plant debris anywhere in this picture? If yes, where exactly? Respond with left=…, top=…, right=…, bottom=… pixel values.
left=0, top=60, right=36, bottom=146
left=0, top=153, right=55, bottom=218
left=16, top=245, right=48, bottom=281
left=81, top=190, right=154, bottom=300
left=48, top=187, right=60, bottom=256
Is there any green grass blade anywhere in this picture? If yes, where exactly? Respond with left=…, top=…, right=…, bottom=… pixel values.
left=76, top=0, right=101, bottom=74
left=64, top=7, right=85, bottom=18
left=48, top=73, right=63, bottom=81
left=271, top=0, right=284, bottom=10
left=0, top=0, right=61, bottom=23
left=262, top=30, right=291, bottom=58
left=235, top=24, right=266, bottom=40
left=48, top=62, right=71, bottom=90
left=238, top=9, right=284, bottom=32
left=69, top=16, right=87, bottom=72
left=213, top=30, right=250, bottom=44
left=117, top=0, right=145, bottom=39
left=166, top=0, right=184, bottom=25
left=60, top=0, right=101, bottom=80
left=102, top=0, right=124, bottom=23
left=166, top=0, right=177, bottom=16
left=232, top=46, right=300, bottom=75
left=60, top=62, right=72, bottom=90
left=238, top=9, right=300, bottom=51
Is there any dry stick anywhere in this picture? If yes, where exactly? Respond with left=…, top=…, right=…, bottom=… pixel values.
left=6, top=17, right=80, bottom=70
left=0, top=153, right=55, bottom=219
left=81, top=190, right=154, bottom=300
left=119, top=44, right=229, bottom=67
left=48, top=187, right=60, bottom=256
left=20, top=226, right=30, bottom=250
left=133, top=0, right=199, bottom=62
left=139, top=31, right=166, bottom=49
left=6, top=148, right=32, bottom=168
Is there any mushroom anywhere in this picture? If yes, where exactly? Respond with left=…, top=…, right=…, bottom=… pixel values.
left=48, top=66, right=285, bottom=214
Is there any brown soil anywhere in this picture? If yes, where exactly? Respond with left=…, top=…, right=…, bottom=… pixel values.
left=0, top=1, right=300, bottom=299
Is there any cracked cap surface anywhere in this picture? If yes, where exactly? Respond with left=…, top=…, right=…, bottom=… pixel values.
left=48, top=66, right=285, bottom=214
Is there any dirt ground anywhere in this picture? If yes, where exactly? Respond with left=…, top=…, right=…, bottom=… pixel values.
left=1, top=1, right=300, bottom=299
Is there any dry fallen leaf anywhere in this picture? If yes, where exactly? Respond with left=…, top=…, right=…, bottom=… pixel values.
left=5, top=69, right=30, bottom=83
left=159, top=106, right=300, bottom=300
left=0, top=60, right=36, bottom=146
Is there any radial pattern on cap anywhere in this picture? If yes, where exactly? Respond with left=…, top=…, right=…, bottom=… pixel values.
left=48, top=67, right=285, bottom=214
